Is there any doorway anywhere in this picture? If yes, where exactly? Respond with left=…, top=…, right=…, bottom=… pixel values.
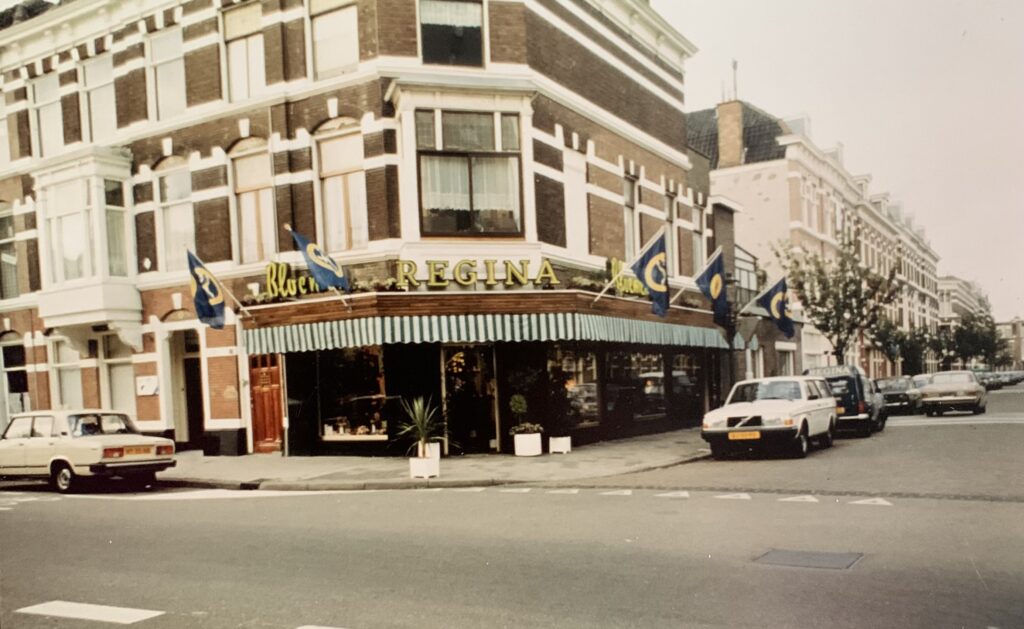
left=249, top=354, right=283, bottom=452
left=169, top=329, right=205, bottom=449
left=442, top=345, right=497, bottom=454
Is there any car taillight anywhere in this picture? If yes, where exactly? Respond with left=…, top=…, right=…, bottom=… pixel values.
left=156, top=445, right=174, bottom=456
left=103, top=447, right=124, bottom=459
left=858, top=401, right=867, bottom=414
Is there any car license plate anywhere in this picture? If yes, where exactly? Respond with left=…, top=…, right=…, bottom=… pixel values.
left=125, top=446, right=152, bottom=455
left=728, top=431, right=761, bottom=441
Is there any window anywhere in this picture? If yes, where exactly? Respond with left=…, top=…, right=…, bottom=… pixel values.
left=105, top=180, right=128, bottom=276
left=47, top=180, right=91, bottom=282
left=0, top=337, right=29, bottom=434
left=0, top=204, right=18, bottom=299
left=692, top=206, right=704, bottom=272
left=2, top=416, right=31, bottom=439
left=53, top=340, right=83, bottom=409
left=30, top=415, right=53, bottom=438
left=416, top=110, right=521, bottom=236
left=83, top=56, right=116, bottom=141
left=103, top=336, right=136, bottom=416
left=155, top=162, right=195, bottom=271
left=623, top=177, right=636, bottom=260
left=318, top=132, right=366, bottom=251
left=310, top=0, right=359, bottom=78
left=225, top=3, right=266, bottom=101
left=0, top=97, right=9, bottom=166
left=549, top=346, right=599, bottom=427
left=605, top=351, right=666, bottom=420
left=233, top=149, right=276, bottom=263
left=779, top=350, right=795, bottom=376
left=33, top=74, right=63, bottom=157
left=150, top=29, right=186, bottom=120
left=420, top=0, right=483, bottom=66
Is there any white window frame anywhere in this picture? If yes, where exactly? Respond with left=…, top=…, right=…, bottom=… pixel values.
left=308, top=0, right=360, bottom=79
left=314, top=126, right=367, bottom=253
left=154, top=160, right=195, bottom=272
left=224, top=2, right=266, bottom=102
left=0, top=335, right=30, bottom=433
left=230, top=142, right=277, bottom=265
left=104, top=179, right=130, bottom=277
left=623, top=177, right=637, bottom=261
left=50, top=339, right=83, bottom=410
left=99, top=334, right=137, bottom=416
left=0, top=96, right=9, bottom=166
left=32, top=73, right=63, bottom=158
left=82, top=55, right=116, bottom=143
left=148, top=28, right=187, bottom=121
left=0, top=204, right=18, bottom=300
left=45, top=179, right=93, bottom=284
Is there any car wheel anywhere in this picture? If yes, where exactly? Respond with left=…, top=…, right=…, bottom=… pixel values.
left=878, top=414, right=887, bottom=432
left=790, top=427, right=809, bottom=459
left=50, top=463, right=76, bottom=494
left=819, top=423, right=835, bottom=449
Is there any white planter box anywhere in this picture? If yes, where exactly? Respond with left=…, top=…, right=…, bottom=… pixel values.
left=425, top=442, right=441, bottom=459
left=549, top=436, right=572, bottom=454
left=513, top=433, right=543, bottom=457
left=409, top=456, right=439, bottom=478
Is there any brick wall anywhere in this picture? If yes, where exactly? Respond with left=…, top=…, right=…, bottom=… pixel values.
left=534, top=174, right=566, bottom=247
left=365, top=165, right=401, bottom=240
left=207, top=355, right=241, bottom=419
left=376, top=0, right=418, bottom=57
left=133, top=361, right=160, bottom=421
left=82, top=367, right=101, bottom=408
left=185, top=45, right=223, bottom=106
left=490, top=2, right=527, bottom=64
left=61, top=93, right=82, bottom=144
left=716, top=101, right=743, bottom=168
left=588, top=195, right=625, bottom=260
left=114, top=69, right=148, bottom=128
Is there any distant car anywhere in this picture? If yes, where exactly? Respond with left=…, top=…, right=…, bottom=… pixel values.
left=912, top=374, right=932, bottom=389
left=804, top=365, right=886, bottom=437
left=701, top=376, right=836, bottom=459
left=977, top=372, right=1003, bottom=391
left=920, top=371, right=987, bottom=416
left=875, top=376, right=923, bottom=414
left=0, top=410, right=176, bottom=493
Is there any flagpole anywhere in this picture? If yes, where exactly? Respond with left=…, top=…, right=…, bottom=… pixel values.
left=669, top=245, right=723, bottom=306
left=592, top=225, right=667, bottom=305
left=284, top=223, right=352, bottom=311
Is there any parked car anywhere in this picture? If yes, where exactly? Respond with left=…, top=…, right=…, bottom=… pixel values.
left=875, top=376, right=923, bottom=415
left=804, top=365, right=886, bottom=437
left=919, top=371, right=987, bottom=416
left=701, top=376, right=836, bottom=459
left=976, top=372, right=1003, bottom=391
left=912, top=374, right=932, bottom=389
left=0, top=410, right=176, bottom=493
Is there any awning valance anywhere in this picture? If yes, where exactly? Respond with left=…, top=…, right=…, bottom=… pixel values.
left=244, top=313, right=729, bottom=355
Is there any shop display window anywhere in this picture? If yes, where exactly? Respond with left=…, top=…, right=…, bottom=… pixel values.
left=669, top=352, right=704, bottom=421
left=317, top=348, right=397, bottom=441
left=548, top=346, right=599, bottom=427
left=605, top=351, right=667, bottom=421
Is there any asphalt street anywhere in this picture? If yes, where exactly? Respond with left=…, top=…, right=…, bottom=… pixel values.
left=0, top=385, right=1022, bottom=629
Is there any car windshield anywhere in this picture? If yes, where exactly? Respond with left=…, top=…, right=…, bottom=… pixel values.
left=931, top=373, right=972, bottom=385
left=69, top=413, right=139, bottom=437
left=728, top=380, right=803, bottom=403
left=877, top=378, right=908, bottom=392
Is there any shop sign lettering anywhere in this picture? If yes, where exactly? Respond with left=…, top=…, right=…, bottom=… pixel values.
left=610, top=258, right=648, bottom=296
left=396, top=258, right=562, bottom=288
left=263, top=262, right=326, bottom=299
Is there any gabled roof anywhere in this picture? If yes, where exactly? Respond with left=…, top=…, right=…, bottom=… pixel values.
left=685, top=101, right=790, bottom=169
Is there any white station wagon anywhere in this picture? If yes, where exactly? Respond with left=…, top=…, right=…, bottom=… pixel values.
left=701, top=377, right=837, bottom=459
left=0, top=410, right=176, bottom=492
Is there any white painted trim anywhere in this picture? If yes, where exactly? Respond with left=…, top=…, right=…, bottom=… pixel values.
left=775, top=341, right=798, bottom=351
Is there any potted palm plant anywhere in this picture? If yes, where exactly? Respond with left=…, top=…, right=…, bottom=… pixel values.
left=544, top=368, right=573, bottom=454
left=508, top=393, right=543, bottom=456
left=397, top=396, right=443, bottom=478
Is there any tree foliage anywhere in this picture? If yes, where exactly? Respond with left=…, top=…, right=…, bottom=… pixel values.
left=953, top=308, right=1005, bottom=367
left=868, top=316, right=906, bottom=365
left=775, top=231, right=902, bottom=365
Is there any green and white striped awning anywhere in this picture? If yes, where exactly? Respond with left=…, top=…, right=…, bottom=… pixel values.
left=244, top=313, right=728, bottom=355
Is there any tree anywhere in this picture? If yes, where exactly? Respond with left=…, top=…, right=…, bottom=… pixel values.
left=900, top=327, right=932, bottom=375
left=953, top=308, right=1004, bottom=368
left=867, top=316, right=906, bottom=367
left=776, top=231, right=902, bottom=365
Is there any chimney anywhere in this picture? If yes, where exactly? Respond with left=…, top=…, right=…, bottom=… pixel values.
left=716, top=101, right=744, bottom=168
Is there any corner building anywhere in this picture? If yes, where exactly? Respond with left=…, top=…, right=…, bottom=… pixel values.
left=0, top=0, right=744, bottom=455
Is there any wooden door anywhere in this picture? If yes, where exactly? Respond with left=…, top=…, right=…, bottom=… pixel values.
left=250, top=355, right=283, bottom=453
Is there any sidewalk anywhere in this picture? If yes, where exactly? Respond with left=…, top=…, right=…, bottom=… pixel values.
left=160, top=428, right=710, bottom=490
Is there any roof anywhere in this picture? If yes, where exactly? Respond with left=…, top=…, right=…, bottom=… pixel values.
left=685, top=101, right=790, bottom=169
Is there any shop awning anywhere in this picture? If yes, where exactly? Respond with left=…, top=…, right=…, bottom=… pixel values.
left=244, top=313, right=729, bottom=355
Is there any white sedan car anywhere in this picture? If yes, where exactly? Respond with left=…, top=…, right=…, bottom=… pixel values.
left=0, top=410, right=176, bottom=492
left=701, top=377, right=837, bottom=459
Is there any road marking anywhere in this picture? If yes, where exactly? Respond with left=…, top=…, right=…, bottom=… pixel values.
left=714, top=493, right=752, bottom=500
left=16, top=601, right=164, bottom=624
left=779, top=495, right=820, bottom=503
left=849, top=498, right=893, bottom=506
left=655, top=491, right=690, bottom=498
left=449, top=487, right=486, bottom=492
left=599, top=489, right=633, bottom=496
left=296, top=626, right=350, bottom=629
left=499, top=488, right=532, bottom=493
left=546, top=489, right=579, bottom=494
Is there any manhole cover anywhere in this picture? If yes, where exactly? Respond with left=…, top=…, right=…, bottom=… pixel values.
left=755, top=549, right=862, bottom=570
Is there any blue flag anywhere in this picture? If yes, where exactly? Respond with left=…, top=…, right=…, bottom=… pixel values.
left=290, top=230, right=350, bottom=292
left=695, top=248, right=729, bottom=328
left=630, top=233, right=669, bottom=317
left=187, top=251, right=225, bottom=329
left=756, top=277, right=795, bottom=338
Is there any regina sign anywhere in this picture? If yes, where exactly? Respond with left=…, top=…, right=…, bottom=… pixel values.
left=396, top=258, right=561, bottom=288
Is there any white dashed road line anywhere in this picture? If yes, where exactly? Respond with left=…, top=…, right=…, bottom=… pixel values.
left=714, top=493, right=752, bottom=500
left=778, top=495, right=820, bottom=503
left=656, top=491, right=690, bottom=498
left=849, top=498, right=893, bottom=506
left=599, top=489, right=633, bottom=496
left=16, top=601, right=164, bottom=624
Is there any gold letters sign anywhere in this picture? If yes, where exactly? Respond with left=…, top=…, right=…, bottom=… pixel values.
left=396, top=258, right=561, bottom=288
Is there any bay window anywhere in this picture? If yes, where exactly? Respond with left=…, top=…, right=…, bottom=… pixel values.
left=233, top=150, right=276, bottom=263
left=225, top=3, right=266, bottom=101
left=318, top=132, right=367, bottom=251
left=83, top=56, right=116, bottom=141
left=0, top=205, right=17, bottom=299
left=150, top=29, right=186, bottom=120
left=310, top=0, right=359, bottom=78
left=33, top=74, right=63, bottom=157
left=156, top=165, right=195, bottom=272
left=420, top=0, right=483, bottom=66
left=417, top=110, right=522, bottom=236
left=47, top=180, right=91, bottom=282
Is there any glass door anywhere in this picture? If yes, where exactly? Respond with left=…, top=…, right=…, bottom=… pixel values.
left=442, top=345, right=497, bottom=454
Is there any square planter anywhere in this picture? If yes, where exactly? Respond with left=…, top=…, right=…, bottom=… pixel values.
left=549, top=436, right=572, bottom=454
left=513, top=433, right=543, bottom=456
left=409, top=456, right=439, bottom=478
left=425, top=441, right=441, bottom=459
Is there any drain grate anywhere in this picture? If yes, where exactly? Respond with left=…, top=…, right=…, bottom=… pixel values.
left=754, top=549, right=863, bottom=570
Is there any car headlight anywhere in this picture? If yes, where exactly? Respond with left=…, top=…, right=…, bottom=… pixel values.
left=702, top=417, right=725, bottom=429
left=762, top=417, right=795, bottom=427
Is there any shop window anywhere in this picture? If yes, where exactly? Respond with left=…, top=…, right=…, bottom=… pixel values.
left=0, top=337, right=30, bottom=433
left=32, top=73, right=63, bottom=157
left=52, top=340, right=83, bottom=409
left=150, top=28, right=186, bottom=120
left=548, top=346, right=599, bottom=427
left=0, top=204, right=18, bottom=299
left=105, top=180, right=128, bottom=277
left=232, top=145, right=276, bottom=263
left=83, top=55, right=116, bottom=140
left=310, top=0, right=359, bottom=78
left=316, top=348, right=392, bottom=441
left=669, top=352, right=703, bottom=420
left=225, top=3, right=266, bottom=101
left=416, top=110, right=522, bottom=236
left=317, top=131, right=367, bottom=251
left=605, top=351, right=667, bottom=421
left=420, top=0, right=483, bottom=67
left=102, top=335, right=136, bottom=416
left=155, top=160, right=195, bottom=272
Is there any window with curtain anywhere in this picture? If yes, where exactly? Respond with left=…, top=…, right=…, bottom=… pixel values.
left=318, top=132, right=366, bottom=252
left=233, top=151, right=276, bottom=263
left=47, top=180, right=91, bottom=282
left=225, top=3, right=265, bottom=101
left=33, top=74, right=63, bottom=157
left=150, top=29, right=186, bottom=120
left=420, top=0, right=483, bottom=66
left=156, top=165, right=195, bottom=272
left=310, top=0, right=359, bottom=78
left=103, top=335, right=136, bottom=416
left=53, top=341, right=83, bottom=409
left=417, top=110, right=522, bottom=236
left=0, top=205, right=18, bottom=300
left=105, top=180, right=128, bottom=277
left=83, top=55, right=116, bottom=141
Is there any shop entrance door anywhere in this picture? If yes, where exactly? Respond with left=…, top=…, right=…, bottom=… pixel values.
left=442, top=346, right=497, bottom=454
left=250, top=354, right=283, bottom=452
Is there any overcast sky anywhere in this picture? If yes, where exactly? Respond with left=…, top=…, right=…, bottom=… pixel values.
left=653, top=0, right=1024, bottom=321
